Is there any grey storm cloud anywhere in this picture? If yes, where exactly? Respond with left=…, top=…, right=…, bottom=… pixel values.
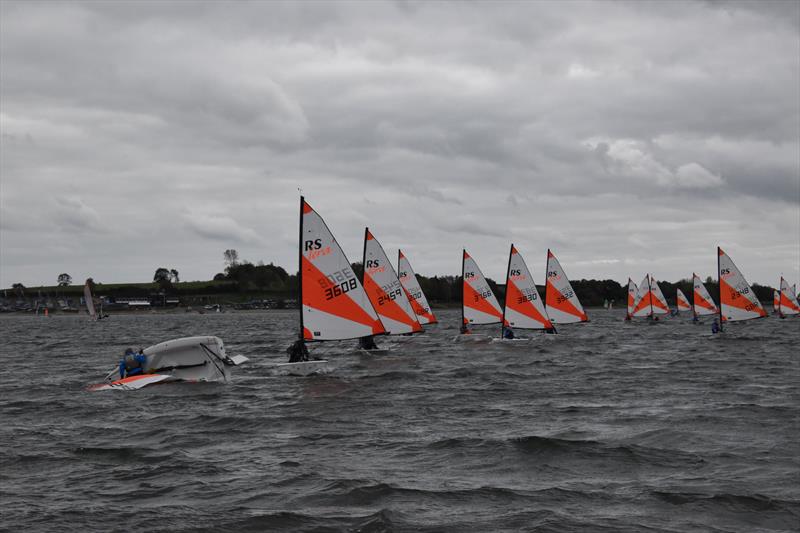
left=1, top=0, right=798, bottom=288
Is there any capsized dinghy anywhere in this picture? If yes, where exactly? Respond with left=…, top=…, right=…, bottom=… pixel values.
left=88, top=336, right=248, bottom=391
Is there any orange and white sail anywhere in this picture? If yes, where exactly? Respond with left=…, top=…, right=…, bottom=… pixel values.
left=462, top=249, right=503, bottom=325
left=502, top=245, right=553, bottom=331
left=773, top=289, right=780, bottom=313
left=676, top=288, right=691, bottom=312
left=649, top=276, right=669, bottom=315
left=84, top=279, right=97, bottom=321
left=299, top=198, right=385, bottom=341
left=544, top=250, right=588, bottom=324
left=692, top=273, right=717, bottom=316
left=362, top=229, right=422, bottom=335
left=626, top=278, right=639, bottom=318
left=397, top=250, right=437, bottom=325
left=779, top=277, right=800, bottom=315
left=718, top=247, right=767, bottom=322
left=631, top=274, right=652, bottom=317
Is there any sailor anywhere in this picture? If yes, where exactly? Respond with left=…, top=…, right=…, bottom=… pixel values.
left=358, top=335, right=379, bottom=350
left=286, top=335, right=309, bottom=362
left=502, top=325, right=515, bottom=340
left=460, top=323, right=472, bottom=334
left=692, top=315, right=699, bottom=323
left=711, top=318, right=721, bottom=334
left=119, top=348, right=147, bottom=378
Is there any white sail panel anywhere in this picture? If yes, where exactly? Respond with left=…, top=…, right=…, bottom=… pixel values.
left=676, top=288, right=691, bottom=311
left=649, top=277, right=670, bottom=315
left=544, top=250, right=588, bottom=324
left=363, top=230, right=422, bottom=335
left=718, top=247, right=767, bottom=322
left=779, top=277, right=800, bottom=315
left=397, top=250, right=437, bottom=325
left=503, top=245, right=553, bottom=330
left=692, top=273, right=717, bottom=316
left=462, top=250, right=503, bottom=325
left=300, top=198, right=385, bottom=340
left=84, top=280, right=97, bottom=321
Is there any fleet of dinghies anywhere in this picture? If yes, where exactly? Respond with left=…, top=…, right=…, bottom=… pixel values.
left=87, top=197, right=796, bottom=390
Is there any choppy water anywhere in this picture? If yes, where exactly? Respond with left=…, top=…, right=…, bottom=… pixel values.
left=1, top=309, right=798, bottom=532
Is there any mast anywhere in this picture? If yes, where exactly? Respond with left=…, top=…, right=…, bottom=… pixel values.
left=461, top=249, right=466, bottom=330
left=717, top=246, right=723, bottom=326
left=779, top=276, right=784, bottom=316
left=501, top=243, right=514, bottom=336
left=692, top=272, right=697, bottom=319
left=648, top=274, right=654, bottom=318
left=362, top=227, right=369, bottom=286
left=298, top=196, right=305, bottom=340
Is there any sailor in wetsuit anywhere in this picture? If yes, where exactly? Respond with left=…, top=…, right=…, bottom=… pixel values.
left=502, top=325, right=515, bottom=339
left=286, top=336, right=309, bottom=362
left=358, top=335, right=379, bottom=350
left=119, top=348, right=147, bottom=378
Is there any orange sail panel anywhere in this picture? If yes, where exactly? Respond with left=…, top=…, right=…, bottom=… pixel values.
left=544, top=250, right=588, bottom=323
left=397, top=250, right=437, bottom=325
left=631, top=274, right=652, bottom=317
left=649, top=276, right=670, bottom=314
left=718, top=247, right=767, bottom=322
left=462, top=250, right=503, bottom=325
left=363, top=229, right=422, bottom=334
left=300, top=198, right=385, bottom=340
left=503, top=245, right=553, bottom=330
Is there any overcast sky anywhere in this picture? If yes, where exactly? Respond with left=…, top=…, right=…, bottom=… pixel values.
left=1, top=0, right=798, bottom=289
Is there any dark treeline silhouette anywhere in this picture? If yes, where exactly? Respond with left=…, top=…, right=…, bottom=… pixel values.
left=6, top=256, right=776, bottom=307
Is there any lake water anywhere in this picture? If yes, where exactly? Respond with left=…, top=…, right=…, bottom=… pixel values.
left=1, top=309, right=798, bottom=532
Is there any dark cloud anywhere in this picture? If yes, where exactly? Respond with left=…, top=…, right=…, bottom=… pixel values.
left=1, top=0, right=797, bottom=287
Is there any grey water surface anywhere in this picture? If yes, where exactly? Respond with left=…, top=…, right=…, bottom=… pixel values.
left=1, top=309, right=798, bottom=532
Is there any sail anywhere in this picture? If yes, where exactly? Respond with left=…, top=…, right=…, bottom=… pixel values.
left=84, top=280, right=97, bottom=321
left=462, top=249, right=503, bottom=325
left=779, top=277, right=800, bottom=315
left=544, top=250, right=588, bottom=324
left=502, top=245, right=553, bottom=330
left=773, top=289, right=780, bottom=313
left=362, top=229, right=422, bottom=334
left=397, top=250, right=437, bottom=325
left=676, top=288, right=691, bottom=311
left=300, top=198, right=385, bottom=340
left=626, top=278, right=639, bottom=318
left=718, top=247, right=767, bottom=322
left=631, top=274, right=652, bottom=317
left=649, top=277, right=670, bottom=315
left=692, top=273, right=717, bottom=316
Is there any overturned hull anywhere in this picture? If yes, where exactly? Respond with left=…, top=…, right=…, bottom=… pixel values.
left=93, top=336, right=247, bottom=390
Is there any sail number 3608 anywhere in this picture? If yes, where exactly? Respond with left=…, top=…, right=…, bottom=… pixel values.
left=324, top=278, right=358, bottom=300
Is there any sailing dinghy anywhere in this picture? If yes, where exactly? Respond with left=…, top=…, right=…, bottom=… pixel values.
left=498, top=245, right=555, bottom=340
left=544, top=250, right=588, bottom=324
left=84, top=279, right=97, bottom=321
left=457, top=249, right=502, bottom=342
left=778, top=277, right=800, bottom=316
left=398, top=250, right=437, bottom=326
left=361, top=228, right=421, bottom=352
left=88, top=336, right=248, bottom=391
left=631, top=275, right=668, bottom=320
left=281, top=197, right=385, bottom=373
left=676, top=288, right=692, bottom=313
left=718, top=247, right=767, bottom=325
left=692, top=273, right=718, bottom=319
left=625, top=278, right=639, bottom=320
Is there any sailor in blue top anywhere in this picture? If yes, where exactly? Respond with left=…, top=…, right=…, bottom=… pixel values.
left=502, top=325, right=515, bottom=340
left=119, top=348, right=147, bottom=379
